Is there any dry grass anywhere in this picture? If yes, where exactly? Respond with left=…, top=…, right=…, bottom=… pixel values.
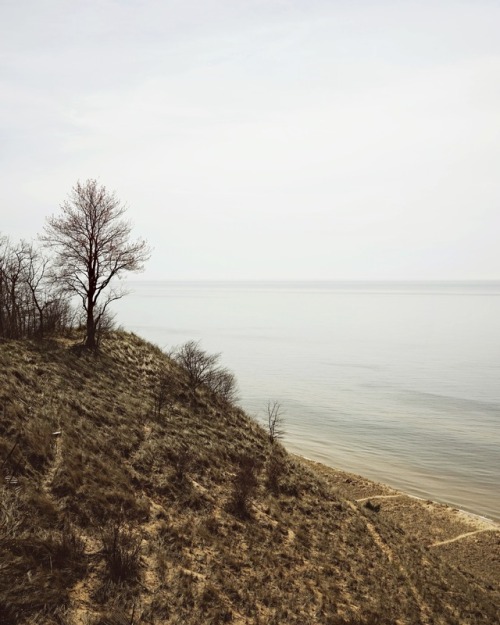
left=0, top=330, right=498, bottom=624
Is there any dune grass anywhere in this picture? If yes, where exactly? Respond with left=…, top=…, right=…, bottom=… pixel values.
left=0, top=330, right=498, bottom=624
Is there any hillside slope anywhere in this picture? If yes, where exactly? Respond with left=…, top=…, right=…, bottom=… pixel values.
left=0, top=331, right=498, bottom=625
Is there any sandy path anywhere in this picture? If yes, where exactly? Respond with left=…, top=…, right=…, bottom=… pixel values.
left=41, top=431, right=63, bottom=494
left=344, top=499, right=434, bottom=623
left=356, top=494, right=405, bottom=502
left=430, top=528, right=500, bottom=548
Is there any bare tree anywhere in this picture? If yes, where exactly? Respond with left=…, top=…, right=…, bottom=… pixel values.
left=21, top=241, right=58, bottom=338
left=41, top=180, right=150, bottom=349
left=265, top=401, right=287, bottom=494
left=0, top=236, right=26, bottom=338
left=0, top=236, right=71, bottom=339
left=267, top=400, right=285, bottom=444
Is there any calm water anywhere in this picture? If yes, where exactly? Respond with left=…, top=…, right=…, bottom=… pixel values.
left=113, top=281, right=500, bottom=521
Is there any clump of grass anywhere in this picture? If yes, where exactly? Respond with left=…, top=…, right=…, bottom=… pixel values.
left=0, top=487, right=24, bottom=539
left=100, top=522, right=142, bottom=584
left=43, top=521, right=86, bottom=569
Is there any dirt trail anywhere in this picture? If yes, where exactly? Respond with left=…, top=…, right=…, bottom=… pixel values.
left=430, top=528, right=500, bottom=548
left=303, top=457, right=500, bottom=611
left=346, top=500, right=434, bottom=624
left=42, top=431, right=104, bottom=625
left=356, top=494, right=405, bottom=503
left=41, top=431, right=63, bottom=495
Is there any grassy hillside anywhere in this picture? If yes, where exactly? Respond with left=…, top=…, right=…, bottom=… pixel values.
left=0, top=331, right=498, bottom=625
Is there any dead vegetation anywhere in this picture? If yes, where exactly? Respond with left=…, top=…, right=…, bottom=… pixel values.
left=0, top=330, right=498, bottom=624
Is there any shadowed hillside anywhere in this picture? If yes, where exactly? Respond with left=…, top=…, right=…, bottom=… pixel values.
left=0, top=331, right=499, bottom=625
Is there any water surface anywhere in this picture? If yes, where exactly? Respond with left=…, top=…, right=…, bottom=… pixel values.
left=113, top=281, right=500, bottom=521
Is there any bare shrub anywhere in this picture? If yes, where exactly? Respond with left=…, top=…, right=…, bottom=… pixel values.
left=74, top=306, right=115, bottom=348
left=43, top=295, right=75, bottom=336
left=228, top=455, right=261, bottom=518
left=172, top=444, right=191, bottom=483
left=206, top=368, right=238, bottom=404
left=0, top=523, right=86, bottom=622
left=172, top=340, right=218, bottom=390
left=173, top=341, right=238, bottom=404
left=267, top=400, right=285, bottom=444
left=266, top=448, right=288, bottom=495
left=152, top=366, right=176, bottom=418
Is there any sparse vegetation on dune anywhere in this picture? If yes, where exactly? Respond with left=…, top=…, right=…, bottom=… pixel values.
left=0, top=331, right=499, bottom=625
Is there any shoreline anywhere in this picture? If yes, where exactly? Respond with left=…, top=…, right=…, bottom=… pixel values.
left=277, top=421, right=500, bottom=523
left=297, top=451, right=500, bottom=591
left=294, top=453, right=500, bottom=531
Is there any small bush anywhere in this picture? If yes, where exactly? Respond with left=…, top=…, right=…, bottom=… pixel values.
left=152, top=366, right=177, bottom=418
left=0, top=524, right=86, bottom=622
left=172, top=341, right=238, bottom=404
left=267, top=400, right=285, bottom=444
left=172, top=444, right=191, bottom=483
left=206, top=368, right=238, bottom=404
left=266, top=448, right=288, bottom=495
left=172, top=340, right=219, bottom=391
left=228, top=455, right=261, bottom=518
left=364, top=500, right=381, bottom=513
left=95, top=309, right=116, bottom=348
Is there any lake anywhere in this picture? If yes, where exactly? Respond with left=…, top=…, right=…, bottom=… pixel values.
left=112, top=281, right=500, bottom=521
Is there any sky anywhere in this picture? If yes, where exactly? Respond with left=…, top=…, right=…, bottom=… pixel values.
left=1, top=0, right=499, bottom=280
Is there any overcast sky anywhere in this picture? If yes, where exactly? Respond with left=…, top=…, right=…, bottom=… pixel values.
left=1, top=0, right=499, bottom=280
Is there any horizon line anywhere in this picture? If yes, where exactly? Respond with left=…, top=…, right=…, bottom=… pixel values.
left=124, top=278, right=500, bottom=283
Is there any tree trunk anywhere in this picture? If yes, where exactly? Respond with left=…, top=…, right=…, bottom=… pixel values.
left=85, top=301, right=96, bottom=349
